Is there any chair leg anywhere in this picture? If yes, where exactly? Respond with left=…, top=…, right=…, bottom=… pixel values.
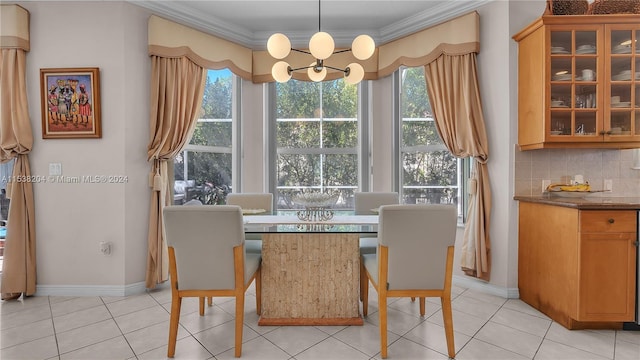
left=361, top=261, right=369, bottom=316
left=441, top=296, right=456, bottom=359
left=234, top=292, right=245, bottom=357
left=208, top=296, right=213, bottom=306
left=255, top=267, right=262, bottom=315
left=419, top=297, right=426, bottom=316
left=360, top=257, right=365, bottom=302
left=199, top=297, right=205, bottom=316
left=379, top=294, right=388, bottom=359
left=167, top=296, right=182, bottom=358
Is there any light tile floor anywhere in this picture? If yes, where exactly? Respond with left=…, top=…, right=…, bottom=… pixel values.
left=0, top=283, right=638, bottom=360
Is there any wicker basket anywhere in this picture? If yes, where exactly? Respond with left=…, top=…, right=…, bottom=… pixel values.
left=545, top=0, right=589, bottom=15
left=589, top=0, right=640, bottom=14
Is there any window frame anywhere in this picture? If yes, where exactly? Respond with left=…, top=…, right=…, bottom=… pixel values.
left=267, top=79, right=369, bottom=210
left=173, top=71, right=240, bottom=203
left=392, top=67, right=470, bottom=222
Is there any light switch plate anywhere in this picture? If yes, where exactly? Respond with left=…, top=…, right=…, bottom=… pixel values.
left=604, top=179, right=613, bottom=191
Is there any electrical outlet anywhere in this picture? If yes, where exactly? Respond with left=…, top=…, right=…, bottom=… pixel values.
left=49, top=163, right=62, bottom=176
left=604, top=179, right=613, bottom=192
left=542, top=179, right=551, bottom=193
left=100, top=241, right=111, bottom=255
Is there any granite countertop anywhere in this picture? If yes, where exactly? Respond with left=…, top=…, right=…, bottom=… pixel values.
left=514, top=195, right=640, bottom=210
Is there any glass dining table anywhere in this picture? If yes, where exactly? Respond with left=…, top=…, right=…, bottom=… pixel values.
left=243, top=213, right=378, bottom=326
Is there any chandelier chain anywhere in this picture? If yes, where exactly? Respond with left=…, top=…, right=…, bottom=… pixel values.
left=318, top=0, right=321, bottom=33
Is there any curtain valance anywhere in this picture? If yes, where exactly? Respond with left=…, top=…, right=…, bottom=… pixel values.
left=148, top=15, right=252, bottom=80
left=377, top=12, right=479, bottom=78
left=0, top=4, right=30, bottom=51
left=149, top=11, right=479, bottom=83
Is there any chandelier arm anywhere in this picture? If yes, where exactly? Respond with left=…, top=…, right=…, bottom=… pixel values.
left=324, top=65, right=348, bottom=73
left=291, top=48, right=312, bottom=55
left=289, top=65, right=316, bottom=72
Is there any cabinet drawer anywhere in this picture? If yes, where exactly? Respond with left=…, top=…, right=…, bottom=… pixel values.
left=580, top=211, right=636, bottom=233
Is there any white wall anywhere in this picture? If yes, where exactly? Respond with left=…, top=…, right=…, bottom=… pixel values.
left=240, top=80, right=267, bottom=192
left=11, top=0, right=555, bottom=297
left=18, top=1, right=151, bottom=295
left=370, top=75, right=395, bottom=191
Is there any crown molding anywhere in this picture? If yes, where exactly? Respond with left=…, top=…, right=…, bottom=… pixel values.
left=378, top=0, right=492, bottom=45
left=131, top=0, right=492, bottom=49
left=130, top=0, right=256, bottom=46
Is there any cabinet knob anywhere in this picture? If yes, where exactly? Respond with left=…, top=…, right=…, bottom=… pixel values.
left=605, top=131, right=612, bottom=135
left=608, top=218, right=615, bottom=224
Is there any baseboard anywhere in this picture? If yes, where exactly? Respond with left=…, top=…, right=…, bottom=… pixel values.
left=35, top=281, right=168, bottom=297
left=453, top=274, right=520, bottom=299
left=33, top=277, right=516, bottom=299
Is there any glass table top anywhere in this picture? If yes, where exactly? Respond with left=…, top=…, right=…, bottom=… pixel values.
left=243, top=212, right=378, bottom=234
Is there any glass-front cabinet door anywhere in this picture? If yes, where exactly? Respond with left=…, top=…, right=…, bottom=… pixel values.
left=548, top=27, right=600, bottom=140
left=607, top=26, right=640, bottom=139
left=515, top=15, right=640, bottom=150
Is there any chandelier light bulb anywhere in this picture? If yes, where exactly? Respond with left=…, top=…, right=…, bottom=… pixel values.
left=309, top=31, right=335, bottom=60
left=267, top=33, right=291, bottom=59
left=272, top=61, right=292, bottom=83
left=351, top=34, right=375, bottom=60
left=307, top=62, right=327, bottom=82
left=344, top=63, right=364, bottom=84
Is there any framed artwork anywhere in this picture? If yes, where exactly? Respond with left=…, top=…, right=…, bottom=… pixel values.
left=40, top=67, right=101, bottom=139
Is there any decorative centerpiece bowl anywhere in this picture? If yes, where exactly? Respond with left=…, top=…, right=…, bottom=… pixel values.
left=292, top=192, right=338, bottom=222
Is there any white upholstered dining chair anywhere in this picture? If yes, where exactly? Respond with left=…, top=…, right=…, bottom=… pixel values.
left=226, top=193, right=273, bottom=214
left=226, top=193, right=273, bottom=254
left=163, top=205, right=261, bottom=358
left=354, top=192, right=399, bottom=255
left=360, top=204, right=457, bottom=359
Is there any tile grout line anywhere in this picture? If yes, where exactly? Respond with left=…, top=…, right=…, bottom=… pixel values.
left=455, top=290, right=518, bottom=358
left=47, top=296, right=61, bottom=359
left=100, top=295, right=138, bottom=359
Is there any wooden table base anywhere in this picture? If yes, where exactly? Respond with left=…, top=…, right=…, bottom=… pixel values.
left=258, top=317, right=363, bottom=326
left=259, top=233, right=362, bottom=326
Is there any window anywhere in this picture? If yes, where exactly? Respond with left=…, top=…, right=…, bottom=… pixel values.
left=0, top=159, right=12, bottom=221
left=397, top=66, right=466, bottom=217
left=0, top=159, right=12, bottom=267
left=271, top=79, right=360, bottom=210
left=173, top=69, right=237, bottom=205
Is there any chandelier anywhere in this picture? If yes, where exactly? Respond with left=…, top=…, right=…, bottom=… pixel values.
left=267, top=0, right=375, bottom=84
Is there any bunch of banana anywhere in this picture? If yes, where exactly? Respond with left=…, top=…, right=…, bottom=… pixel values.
left=546, top=182, right=591, bottom=192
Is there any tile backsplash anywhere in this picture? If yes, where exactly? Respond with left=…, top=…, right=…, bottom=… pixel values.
left=515, top=147, right=640, bottom=197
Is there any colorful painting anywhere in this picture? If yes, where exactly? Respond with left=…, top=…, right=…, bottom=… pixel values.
left=40, top=68, right=101, bottom=139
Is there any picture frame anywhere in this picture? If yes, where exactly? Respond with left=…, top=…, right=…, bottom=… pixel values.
left=40, top=67, right=101, bottom=139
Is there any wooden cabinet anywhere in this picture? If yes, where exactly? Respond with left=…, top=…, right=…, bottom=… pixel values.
left=518, top=202, right=637, bottom=329
left=514, top=15, right=640, bottom=150
left=578, top=211, right=637, bottom=322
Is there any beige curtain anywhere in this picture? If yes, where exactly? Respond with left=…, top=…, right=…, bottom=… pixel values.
left=0, top=47, right=37, bottom=299
left=145, top=56, right=206, bottom=288
left=424, top=53, right=492, bottom=281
